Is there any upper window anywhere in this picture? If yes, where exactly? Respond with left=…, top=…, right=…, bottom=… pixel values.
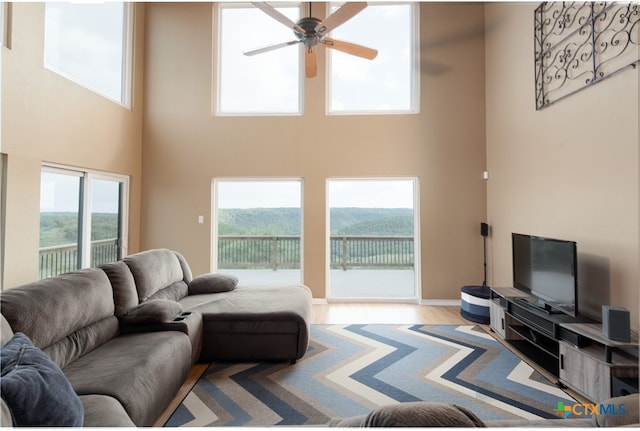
left=44, top=2, right=132, bottom=106
left=216, top=3, right=302, bottom=116
left=328, top=2, right=419, bottom=115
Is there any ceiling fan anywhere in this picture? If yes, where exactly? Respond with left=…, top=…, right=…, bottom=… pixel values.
left=244, top=2, right=378, bottom=78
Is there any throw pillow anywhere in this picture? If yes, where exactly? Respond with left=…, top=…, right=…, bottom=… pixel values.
left=0, top=332, right=84, bottom=427
left=121, top=299, right=183, bottom=324
left=189, top=273, right=238, bottom=294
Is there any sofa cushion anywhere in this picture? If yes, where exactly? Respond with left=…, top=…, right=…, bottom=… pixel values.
left=147, top=280, right=189, bottom=302
left=591, top=393, right=639, bottom=427
left=122, top=299, right=183, bottom=324
left=124, top=249, right=190, bottom=302
left=180, top=284, right=312, bottom=361
left=0, top=333, right=84, bottom=427
left=63, top=331, right=191, bottom=426
left=80, top=394, right=135, bottom=427
left=101, top=261, right=139, bottom=316
left=189, top=273, right=238, bottom=294
left=0, top=269, right=118, bottom=369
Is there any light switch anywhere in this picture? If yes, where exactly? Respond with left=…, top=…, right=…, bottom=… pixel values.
left=198, top=215, right=204, bottom=224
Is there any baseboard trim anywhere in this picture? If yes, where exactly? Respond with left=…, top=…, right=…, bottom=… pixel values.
left=420, top=299, right=461, bottom=306
left=312, top=298, right=461, bottom=307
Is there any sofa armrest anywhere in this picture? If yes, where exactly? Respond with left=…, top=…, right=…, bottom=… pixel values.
left=119, top=311, right=203, bottom=364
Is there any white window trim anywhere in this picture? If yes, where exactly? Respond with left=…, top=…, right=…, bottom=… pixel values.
left=324, top=177, right=421, bottom=301
left=211, top=177, right=304, bottom=275
left=43, top=3, right=134, bottom=109
left=326, top=2, right=420, bottom=116
left=0, top=2, right=9, bottom=49
left=213, top=3, right=305, bottom=117
left=120, top=3, right=135, bottom=109
left=41, top=163, right=130, bottom=265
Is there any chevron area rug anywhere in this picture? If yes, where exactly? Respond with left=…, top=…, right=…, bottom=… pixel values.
left=166, top=324, right=577, bottom=427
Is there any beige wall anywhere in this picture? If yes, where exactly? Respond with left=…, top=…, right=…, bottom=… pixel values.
left=1, top=3, right=145, bottom=287
left=141, top=2, right=488, bottom=299
left=485, top=4, right=639, bottom=326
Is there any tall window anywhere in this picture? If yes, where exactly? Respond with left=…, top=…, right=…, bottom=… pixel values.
left=44, top=2, right=133, bottom=106
left=213, top=179, right=302, bottom=285
left=216, top=3, right=302, bottom=115
left=328, top=2, right=419, bottom=114
left=327, top=178, right=419, bottom=300
left=39, top=166, right=129, bottom=279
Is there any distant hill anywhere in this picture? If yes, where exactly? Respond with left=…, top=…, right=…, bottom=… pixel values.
left=40, top=212, right=119, bottom=247
left=218, top=208, right=301, bottom=236
left=335, top=215, right=413, bottom=236
left=218, top=207, right=413, bottom=236
left=39, top=208, right=414, bottom=248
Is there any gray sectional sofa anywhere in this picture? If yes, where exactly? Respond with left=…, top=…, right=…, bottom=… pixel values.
left=0, top=248, right=312, bottom=427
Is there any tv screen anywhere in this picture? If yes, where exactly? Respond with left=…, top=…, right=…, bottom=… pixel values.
left=512, top=233, right=577, bottom=317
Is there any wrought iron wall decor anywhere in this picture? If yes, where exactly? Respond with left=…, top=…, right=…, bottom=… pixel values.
left=534, top=2, right=639, bottom=110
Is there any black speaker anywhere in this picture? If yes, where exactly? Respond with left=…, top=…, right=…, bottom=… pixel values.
left=480, top=223, right=489, bottom=237
left=602, top=306, right=631, bottom=342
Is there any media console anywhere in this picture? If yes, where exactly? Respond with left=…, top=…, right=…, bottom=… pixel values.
left=490, top=287, right=639, bottom=402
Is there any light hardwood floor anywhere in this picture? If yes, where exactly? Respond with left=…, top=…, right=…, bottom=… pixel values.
left=311, top=303, right=471, bottom=325
left=153, top=303, right=585, bottom=426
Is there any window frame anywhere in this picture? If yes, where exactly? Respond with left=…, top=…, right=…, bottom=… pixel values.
left=326, top=1, right=420, bottom=116
left=213, top=2, right=304, bottom=117
left=43, top=2, right=134, bottom=108
left=1, top=2, right=10, bottom=49
left=325, top=176, right=421, bottom=300
left=211, top=177, right=304, bottom=279
left=40, top=164, right=130, bottom=278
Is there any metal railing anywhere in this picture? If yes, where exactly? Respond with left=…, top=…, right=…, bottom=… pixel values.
left=218, top=236, right=301, bottom=270
left=39, top=239, right=120, bottom=279
left=329, top=236, right=414, bottom=270
left=218, top=236, right=414, bottom=270
left=39, top=236, right=414, bottom=279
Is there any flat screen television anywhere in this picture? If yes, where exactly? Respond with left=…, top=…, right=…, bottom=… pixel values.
left=512, top=233, right=578, bottom=317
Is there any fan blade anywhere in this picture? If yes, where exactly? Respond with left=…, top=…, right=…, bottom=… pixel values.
left=244, top=40, right=300, bottom=56
left=315, top=2, right=367, bottom=37
left=251, top=2, right=306, bottom=34
left=305, top=47, right=317, bottom=78
left=321, top=38, right=378, bottom=60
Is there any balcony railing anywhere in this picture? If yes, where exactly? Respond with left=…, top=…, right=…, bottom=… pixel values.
left=218, top=236, right=414, bottom=270
left=39, top=236, right=414, bottom=279
left=39, top=239, right=120, bottom=279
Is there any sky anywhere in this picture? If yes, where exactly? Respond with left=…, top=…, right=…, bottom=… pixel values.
left=40, top=172, right=120, bottom=213
left=44, top=2, right=125, bottom=103
left=216, top=179, right=415, bottom=209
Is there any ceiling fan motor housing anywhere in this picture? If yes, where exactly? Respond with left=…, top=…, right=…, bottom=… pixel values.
left=294, top=17, right=323, bottom=46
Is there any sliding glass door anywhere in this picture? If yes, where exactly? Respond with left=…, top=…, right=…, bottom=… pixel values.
left=39, top=166, right=128, bottom=279
left=213, top=179, right=302, bottom=286
left=327, top=178, right=419, bottom=300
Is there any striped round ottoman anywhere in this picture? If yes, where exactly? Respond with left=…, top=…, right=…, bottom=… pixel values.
left=460, top=285, right=490, bottom=324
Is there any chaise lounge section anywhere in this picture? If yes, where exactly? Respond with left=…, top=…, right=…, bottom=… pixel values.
left=119, top=248, right=313, bottom=363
